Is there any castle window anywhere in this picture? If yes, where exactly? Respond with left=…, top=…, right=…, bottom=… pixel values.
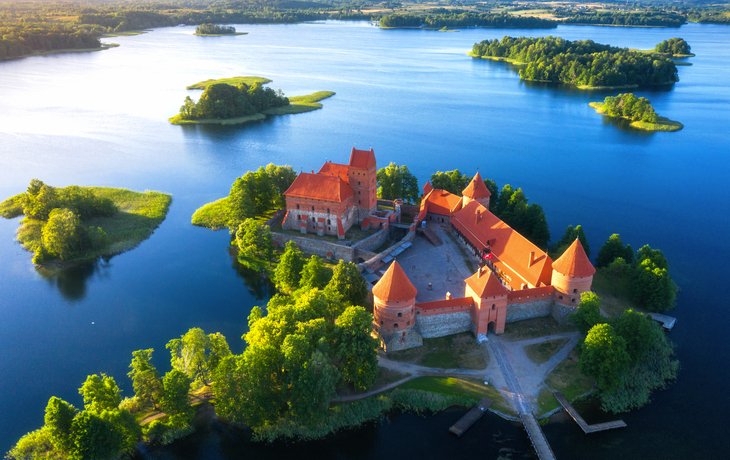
left=394, top=323, right=399, bottom=328
left=327, top=219, right=331, bottom=224
left=397, top=312, right=402, bottom=318
left=358, top=191, right=361, bottom=195
left=327, top=208, right=330, bottom=214
left=297, top=215, right=301, bottom=220
left=573, top=289, right=578, bottom=293
left=572, top=298, right=576, bottom=303
left=407, top=321, right=410, bottom=326
left=296, top=204, right=300, bottom=210
left=311, top=206, right=315, bottom=211
left=559, top=296, right=563, bottom=300
left=358, top=181, right=361, bottom=185
left=380, top=321, right=383, bottom=325
left=359, top=200, right=361, bottom=204
left=492, top=304, right=495, bottom=310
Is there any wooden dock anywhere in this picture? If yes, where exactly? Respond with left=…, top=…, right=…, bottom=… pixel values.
left=646, top=313, right=676, bottom=331
left=520, top=414, right=557, bottom=460
left=449, top=397, right=493, bottom=437
left=554, top=392, right=626, bottom=434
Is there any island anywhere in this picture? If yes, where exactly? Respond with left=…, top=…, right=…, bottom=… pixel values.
left=193, top=23, right=247, bottom=36
left=590, top=93, right=683, bottom=132
left=0, top=180, right=171, bottom=265
left=470, top=36, right=679, bottom=90
left=168, top=76, right=335, bottom=126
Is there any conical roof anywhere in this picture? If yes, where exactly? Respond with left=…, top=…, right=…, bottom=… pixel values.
left=552, top=239, right=596, bottom=278
left=462, top=172, right=491, bottom=199
left=423, top=181, right=433, bottom=195
left=372, top=261, right=417, bottom=302
left=465, top=267, right=508, bottom=298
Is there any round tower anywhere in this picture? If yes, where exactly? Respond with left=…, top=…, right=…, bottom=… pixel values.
left=462, top=172, right=491, bottom=209
left=551, top=239, right=596, bottom=305
left=372, top=261, right=418, bottom=334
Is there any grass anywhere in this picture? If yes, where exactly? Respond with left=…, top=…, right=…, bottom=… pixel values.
left=590, top=102, right=683, bottom=132
left=186, top=76, right=272, bottom=90
left=169, top=112, right=266, bottom=126
left=544, top=350, right=596, bottom=410
left=524, top=338, right=570, bottom=364
left=263, top=91, right=337, bottom=115
left=500, top=316, right=576, bottom=342
left=337, top=367, right=411, bottom=397
left=191, top=197, right=231, bottom=230
left=397, top=376, right=515, bottom=416
left=194, top=32, right=248, bottom=36
left=386, top=332, right=488, bottom=370
left=102, top=30, right=147, bottom=37
left=536, top=387, right=560, bottom=416
left=4, top=187, right=171, bottom=264
left=467, top=51, right=525, bottom=65
left=591, top=268, right=640, bottom=317
left=0, top=193, right=24, bottom=218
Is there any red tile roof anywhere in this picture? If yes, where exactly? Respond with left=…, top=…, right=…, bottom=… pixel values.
left=318, top=162, right=350, bottom=183
left=417, top=297, right=473, bottom=310
left=552, top=239, right=596, bottom=278
left=462, top=172, right=491, bottom=200
left=451, top=201, right=553, bottom=289
left=372, top=261, right=417, bottom=302
left=349, top=148, right=376, bottom=170
left=465, top=268, right=509, bottom=298
left=283, top=173, right=354, bottom=202
left=423, top=189, right=463, bottom=216
left=423, top=181, right=433, bottom=195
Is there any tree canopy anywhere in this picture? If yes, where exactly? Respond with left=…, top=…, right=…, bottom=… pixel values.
left=601, top=93, right=659, bottom=123
left=326, top=260, right=368, bottom=307
left=655, top=38, right=691, bottom=55
left=554, top=224, right=590, bottom=258
left=377, top=163, right=419, bottom=203
left=227, top=164, right=296, bottom=227
left=195, top=23, right=236, bottom=34
left=380, top=12, right=556, bottom=29
left=595, top=233, right=633, bottom=267
left=580, top=323, right=631, bottom=393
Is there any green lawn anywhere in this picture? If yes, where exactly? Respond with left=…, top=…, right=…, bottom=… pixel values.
left=386, top=332, right=488, bottom=370
left=186, top=76, right=272, bottom=90
left=591, top=268, right=640, bottom=317
left=191, top=197, right=231, bottom=230
left=397, top=376, right=515, bottom=416
left=524, top=338, right=570, bottom=364
left=544, top=350, right=595, bottom=409
left=536, top=387, right=560, bottom=416
left=262, top=91, right=336, bottom=115
left=500, top=316, right=576, bottom=342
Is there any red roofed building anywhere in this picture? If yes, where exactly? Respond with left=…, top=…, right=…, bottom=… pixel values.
left=282, top=148, right=379, bottom=238
left=552, top=239, right=596, bottom=306
left=462, top=172, right=491, bottom=209
left=373, top=261, right=423, bottom=351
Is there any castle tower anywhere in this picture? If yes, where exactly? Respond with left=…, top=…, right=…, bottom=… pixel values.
left=551, top=239, right=596, bottom=305
left=423, top=180, right=433, bottom=196
left=462, top=172, right=491, bottom=209
left=372, top=261, right=420, bottom=351
left=348, top=147, right=378, bottom=220
left=465, top=266, right=509, bottom=335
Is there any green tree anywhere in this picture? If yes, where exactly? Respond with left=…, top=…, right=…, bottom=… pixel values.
left=44, top=396, right=77, bottom=452
left=401, top=166, right=419, bottom=203
left=253, top=166, right=274, bottom=214
left=606, top=257, right=629, bottom=296
left=635, top=244, right=669, bottom=270
left=377, top=162, right=403, bottom=200
left=335, top=306, right=379, bottom=390
left=22, top=180, right=57, bottom=220
left=595, top=234, right=634, bottom=267
left=160, top=370, right=194, bottom=424
left=483, top=178, right=499, bottom=212
left=299, top=255, right=331, bottom=290
left=274, top=240, right=306, bottom=292
left=633, top=258, right=675, bottom=312
left=207, top=332, right=232, bottom=376
left=326, top=260, right=367, bottom=307
left=99, top=409, right=140, bottom=453
left=69, top=411, right=124, bottom=460
left=580, top=323, right=631, bottom=393
left=179, top=95, right=196, bottom=118
left=166, top=327, right=209, bottom=384
left=612, top=309, right=654, bottom=364
left=568, top=292, right=604, bottom=334
left=555, top=224, right=590, bottom=257
left=127, top=349, right=162, bottom=408
left=78, top=374, right=122, bottom=414
left=265, top=164, right=297, bottom=208
left=235, top=218, right=273, bottom=262
left=227, top=172, right=257, bottom=227
left=41, top=208, right=81, bottom=260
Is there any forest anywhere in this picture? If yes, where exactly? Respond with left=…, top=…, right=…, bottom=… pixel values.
left=600, top=93, right=659, bottom=123
left=655, top=37, right=691, bottom=55
left=471, top=36, right=679, bottom=88
left=194, top=23, right=238, bottom=34
left=379, top=12, right=556, bottom=29
left=178, top=82, right=289, bottom=121
left=558, top=10, right=685, bottom=27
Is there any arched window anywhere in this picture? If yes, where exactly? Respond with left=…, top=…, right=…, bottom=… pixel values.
left=573, top=289, right=578, bottom=293
left=492, top=304, right=495, bottom=310
left=394, top=323, right=399, bottom=328
left=380, top=321, right=383, bottom=325
left=327, top=208, right=330, bottom=214
left=311, top=206, right=315, bottom=211
left=397, top=312, right=402, bottom=318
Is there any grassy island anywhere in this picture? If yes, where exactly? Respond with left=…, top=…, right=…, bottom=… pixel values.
left=590, top=94, right=683, bottom=132
left=170, top=76, right=335, bottom=126
left=1, top=181, right=171, bottom=265
left=471, top=36, right=679, bottom=90
left=193, top=23, right=247, bottom=36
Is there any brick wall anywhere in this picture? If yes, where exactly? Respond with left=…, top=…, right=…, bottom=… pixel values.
left=416, top=311, right=473, bottom=338
left=271, top=232, right=356, bottom=262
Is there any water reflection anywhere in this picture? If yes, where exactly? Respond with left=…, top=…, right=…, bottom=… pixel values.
left=36, top=257, right=112, bottom=301
left=228, top=248, right=276, bottom=301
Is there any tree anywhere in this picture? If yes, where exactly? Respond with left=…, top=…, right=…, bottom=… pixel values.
left=179, top=95, right=195, bottom=118
left=78, top=374, right=122, bottom=414
left=207, top=332, right=232, bottom=376
left=495, top=185, right=550, bottom=248
left=299, top=255, right=331, bottom=290
left=99, top=408, right=140, bottom=453
left=613, top=310, right=654, bottom=364
left=568, top=292, right=604, bottom=334
left=579, top=323, right=631, bottom=393
left=265, top=164, right=297, bottom=208
left=483, top=178, right=499, bottom=212
left=41, top=208, right=81, bottom=260
left=555, top=224, right=590, bottom=257
left=22, top=180, right=57, bottom=220
left=635, top=244, right=669, bottom=270
left=606, top=257, right=629, bottom=296
left=274, top=240, right=305, bottom=292
left=326, top=260, right=367, bottom=307
left=127, top=349, right=162, bottom=408
left=44, top=397, right=77, bottom=452
left=595, top=234, right=633, bottom=267
left=253, top=166, right=274, bottom=215
left=167, top=327, right=209, bottom=384
left=160, top=370, right=194, bottom=424
left=633, top=258, right=675, bottom=312
left=227, top=172, right=257, bottom=227
left=431, top=169, right=471, bottom=195
left=68, top=410, right=124, bottom=460
left=235, top=218, right=273, bottom=262
left=377, top=162, right=403, bottom=200
left=401, top=166, right=419, bottom=203
left=335, top=306, right=379, bottom=390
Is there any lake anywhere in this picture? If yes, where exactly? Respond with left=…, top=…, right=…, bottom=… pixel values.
left=0, top=20, right=729, bottom=459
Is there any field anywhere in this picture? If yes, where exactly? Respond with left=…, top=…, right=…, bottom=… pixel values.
left=397, top=376, right=515, bottom=416
left=385, top=332, right=488, bottom=370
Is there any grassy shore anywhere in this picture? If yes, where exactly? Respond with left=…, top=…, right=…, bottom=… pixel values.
left=101, top=30, right=147, bottom=37
left=169, top=113, right=266, bottom=126
left=590, top=102, right=683, bottom=132
left=536, top=350, right=596, bottom=416
left=262, top=91, right=336, bottom=115
left=193, top=32, right=248, bottom=36
left=186, top=76, right=272, bottom=90
left=2, top=187, right=171, bottom=265
left=2, top=43, right=119, bottom=61
left=398, top=376, right=514, bottom=415
left=467, top=51, right=525, bottom=65
left=524, top=338, right=570, bottom=364
left=191, top=197, right=231, bottom=229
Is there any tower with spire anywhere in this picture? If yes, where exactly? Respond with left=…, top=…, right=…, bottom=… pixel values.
left=551, top=239, right=596, bottom=305
left=461, top=171, right=491, bottom=209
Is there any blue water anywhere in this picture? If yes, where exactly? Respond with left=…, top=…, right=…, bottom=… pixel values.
left=0, top=21, right=729, bottom=458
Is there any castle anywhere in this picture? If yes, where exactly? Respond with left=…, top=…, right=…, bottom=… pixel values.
left=373, top=176, right=596, bottom=352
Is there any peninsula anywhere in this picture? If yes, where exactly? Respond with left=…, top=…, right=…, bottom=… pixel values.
left=169, top=76, right=335, bottom=126
left=590, top=94, right=683, bottom=132
left=0, top=181, right=171, bottom=265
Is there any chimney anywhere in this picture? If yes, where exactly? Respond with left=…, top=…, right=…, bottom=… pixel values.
left=528, top=251, right=535, bottom=267
left=475, top=209, right=481, bottom=225
left=478, top=266, right=484, bottom=278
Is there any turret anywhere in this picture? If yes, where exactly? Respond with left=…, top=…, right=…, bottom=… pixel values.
left=462, top=172, right=491, bottom=209
left=551, top=239, right=595, bottom=305
left=372, top=261, right=417, bottom=334
left=348, top=147, right=377, bottom=218
left=465, top=266, right=509, bottom=334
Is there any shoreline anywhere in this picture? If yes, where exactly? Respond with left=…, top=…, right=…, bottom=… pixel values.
left=193, top=32, right=248, bottom=36
left=0, top=43, right=119, bottom=62
left=589, top=102, right=683, bottom=132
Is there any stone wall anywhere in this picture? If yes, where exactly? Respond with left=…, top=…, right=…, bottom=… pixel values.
left=353, top=227, right=390, bottom=253
left=551, top=302, right=575, bottom=325
left=416, top=311, right=473, bottom=338
left=505, top=298, right=554, bottom=323
left=380, top=326, right=423, bottom=352
left=271, top=233, right=356, bottom=262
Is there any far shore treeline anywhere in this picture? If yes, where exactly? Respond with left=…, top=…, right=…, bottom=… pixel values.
left=471, top=36, right=679, bottom=88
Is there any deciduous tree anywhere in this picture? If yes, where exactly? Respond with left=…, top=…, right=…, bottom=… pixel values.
left=595, top=234, right=633, bottom=267
left=274, top=240, right=305, bottom=292
left=78, top=374, right=122, bottom=414
left=44, top=396, right=77, bottom=452
left=579, top=323, right=631, bottom=393
left=299, top=255, right=331, bottom=290
left=326, top=260, right=367, bottom=307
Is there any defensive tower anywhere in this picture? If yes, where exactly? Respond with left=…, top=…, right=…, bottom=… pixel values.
left=551, top=239, right=596, bottom=305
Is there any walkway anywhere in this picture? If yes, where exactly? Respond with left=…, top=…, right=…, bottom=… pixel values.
left=554, top=391, right=626, bottom=433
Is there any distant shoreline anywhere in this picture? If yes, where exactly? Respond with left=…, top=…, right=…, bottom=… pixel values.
left=193, top=32, right=248, bottom=36
left=1, top=43, right=119, bottom=62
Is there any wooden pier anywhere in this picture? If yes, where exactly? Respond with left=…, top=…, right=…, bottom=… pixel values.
left=554, top=392, right=626, bottom=434
left=520, top=414, right=557, bottom=460
left=646, top=313, right=676, bottom=331
left=449, top=397, right=493, bottom=437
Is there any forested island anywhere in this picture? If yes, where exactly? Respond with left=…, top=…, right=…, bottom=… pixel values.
left=379, top=12, right=556, bottom=29
left=654, top=37, right=694, bottom=57
left=470, top=36, right=679, bottom=89
left=0, top=180, right=171, bottom=265
left=590, top=93, right=683, bottom=132
left=193, top=23, right=246, bottom=36
left=559, top=10, right=686, bottom=27
left=169, top=77, right=335, bottom=125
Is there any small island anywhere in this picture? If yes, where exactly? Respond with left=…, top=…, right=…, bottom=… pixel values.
left=169, top=76, right=335, bottom=126
left=590, top=93, right=683, bottom=132
left=0, top=180, right=171, bottom=265
left=193, top=23, right=247, bottom=36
